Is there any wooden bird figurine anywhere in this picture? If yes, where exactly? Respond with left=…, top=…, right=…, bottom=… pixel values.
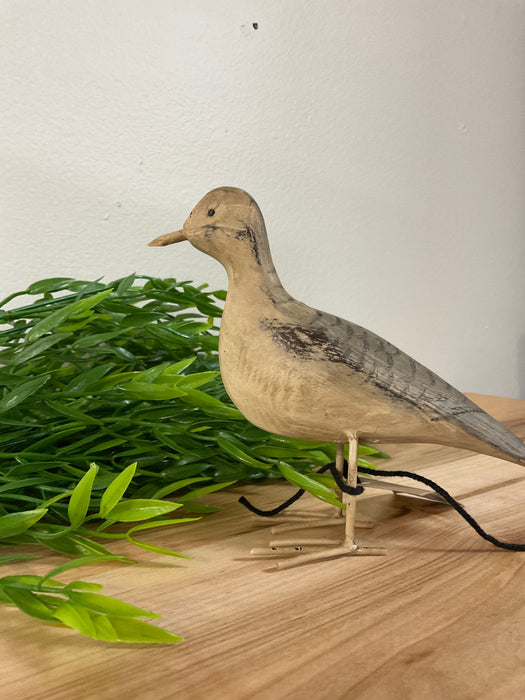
left=149, top=186, right=525, bottom=567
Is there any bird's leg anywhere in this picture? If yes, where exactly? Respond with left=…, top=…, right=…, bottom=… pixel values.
left=331, top=435, right=386, bottom=561
left=250, top=442, right=373, bottom=536
left=335, top=441, right=346, bottom=521
left=342, top=436, right=359, bottom=548
left=251, top=438, right=386, bottom=569
left=250, top=442, right=369, bottom=559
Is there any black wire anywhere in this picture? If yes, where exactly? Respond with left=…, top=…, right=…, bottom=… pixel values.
left=239, top=461, right=525, bottom=552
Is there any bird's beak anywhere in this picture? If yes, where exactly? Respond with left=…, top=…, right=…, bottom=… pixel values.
left=148, top=229, right=186, bottom=247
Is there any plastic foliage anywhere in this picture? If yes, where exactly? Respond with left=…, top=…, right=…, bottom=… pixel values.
left=0, top=275, right=388, bottom=642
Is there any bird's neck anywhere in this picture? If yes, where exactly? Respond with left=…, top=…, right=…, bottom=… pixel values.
left=220, top=221, right=293, bottom=307
left=223, top=244, right=292, bottom=310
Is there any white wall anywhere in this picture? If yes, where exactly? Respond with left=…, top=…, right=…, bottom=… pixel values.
left=2, top=0, right=525, bottom=398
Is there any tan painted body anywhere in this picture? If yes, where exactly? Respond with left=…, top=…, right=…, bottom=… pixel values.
left=219, top=280, right=426, bottom=443
left=218, top=265, right=522, bottom=461
left=149, top=186, right=525, bottom=467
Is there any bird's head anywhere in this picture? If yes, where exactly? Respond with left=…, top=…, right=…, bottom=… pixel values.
left=148, top=186, right=270, bottom=273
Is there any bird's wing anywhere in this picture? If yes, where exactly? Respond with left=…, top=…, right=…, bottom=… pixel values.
left=266, top=304, right=525, bottom=461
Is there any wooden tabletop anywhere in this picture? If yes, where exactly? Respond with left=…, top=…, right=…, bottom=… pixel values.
left=3, top=394, right=525, bottom=700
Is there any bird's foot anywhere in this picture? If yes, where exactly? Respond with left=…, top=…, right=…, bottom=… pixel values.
left=251, top=540, right=387, bottom=571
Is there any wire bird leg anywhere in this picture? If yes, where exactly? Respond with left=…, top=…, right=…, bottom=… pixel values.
left=251, top=440, right=387, bottom=569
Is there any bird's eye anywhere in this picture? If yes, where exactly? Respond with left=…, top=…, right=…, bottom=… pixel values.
left=207, top=209, right=215, bottom=217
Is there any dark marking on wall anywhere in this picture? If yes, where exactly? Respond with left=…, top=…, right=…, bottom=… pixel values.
left=252, top=22, right=259, bottom=30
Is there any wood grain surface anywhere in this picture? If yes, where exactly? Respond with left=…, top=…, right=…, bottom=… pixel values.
left=2, top=394, right=525, bottom=700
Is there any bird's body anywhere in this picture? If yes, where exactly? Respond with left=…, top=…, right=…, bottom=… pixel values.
left=220, top=279, right=525, bottom=463
left=149, top=185, right=525, bottom=567
left=150, top=186, right=525, bottom=467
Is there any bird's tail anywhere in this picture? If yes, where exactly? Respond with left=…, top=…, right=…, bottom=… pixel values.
left=485, top=437, right=525, bottom=467
left=449, top=399, right=525, bottom=467
left=467, top=420, right=525, bottom=467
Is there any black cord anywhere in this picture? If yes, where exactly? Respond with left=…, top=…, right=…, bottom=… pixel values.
left=238, top=461, right=362, bottom=517
left=238, top=488, right=305, bottom=517
left=238, top=462, right=363, bottom=516
left=239, top=461, right=525, bottom=552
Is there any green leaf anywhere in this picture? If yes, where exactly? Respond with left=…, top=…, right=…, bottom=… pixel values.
left=252, top=445, right=328, bottom=465
left=64, top=580, right=104, bottom=592
left=125, top=517, right=200, bottom=536
left=68, top=464, right=98, bottom=528
left=0, top=375, right=50, bottom=413
left=162, top=357, right=196, bottom=374
left=358, top=445, right=390, bottom=459
left=13, top=332, right=71, bottom=364
left=217, top=435, right=270, bottom=470
left=125, top=537, right=191, bottom=558
left=278, top=463, right=343, bottom=509
left=99, top=462, right=137, bottom=518
left=58, top=315, right=98, bottom=333
left=40, top=555, right=132, bottom=585
left=152, top=477, right=209, bottom=500
left=26, top=277, right=76, bottom=294
left=159, top=371, right=219, bottom=389
left=1, top=586, right=56, bottom=621
left=362, top=449, right=390, bottom=460
left=90, top=613, right=119, bottom=642
left=53, top=534, right=115, bottom=557
left=170, top=318, right=214, bottom=337
left=116, top=273, right=137, bottom=296
left=53, top=601, right=98, bottom=637
left=26, top=288, right=113, bottom=342
left=86, top=437, right=126, bottom=453
left=62, top=363, right=115, bottom=394
left=104, top=499, right=182, bottom=522
left=73, top=329, right=128, bottom=348
left=180, top=390, right=244, bottom=418
left=0, top=508, right=48, bottom=538
left=0, top=574, right=62, bottom=588
left=122, top=383, right=188, bottom=400
left=268, top=436, right=330, bottom=450
left=52, top=600, right=182, bottom=643
left=129, top=363, right=170, bottom=384
left=120, top=312, right=164, bottom=328
left=357, top=458, right=378, bottom=470
left=67, top=591, right=161, bottom=618
left=175, top=502, right=221, bottom=514
left=44, top=400, right=101, bottom=425
left=99, top=614, right=182, bottom=643
left=178, top=481, right=235, bottom=502
left=31, top=532, right=115, bottom=557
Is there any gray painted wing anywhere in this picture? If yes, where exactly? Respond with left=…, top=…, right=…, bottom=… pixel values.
left=269, top=303, right=525, bottom=460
